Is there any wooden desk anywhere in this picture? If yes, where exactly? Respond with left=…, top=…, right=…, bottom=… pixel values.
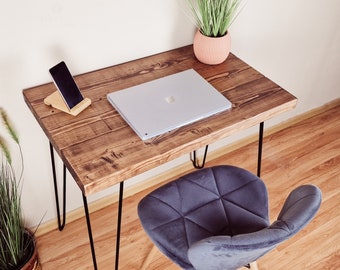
left=23, top=45, right=297, bottom=269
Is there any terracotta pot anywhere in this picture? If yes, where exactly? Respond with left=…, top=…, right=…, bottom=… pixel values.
left=193, top=30, right=231, bottom=65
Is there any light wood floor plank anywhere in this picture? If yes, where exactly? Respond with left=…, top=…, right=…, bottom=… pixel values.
left=36, top=104, right=340, bottom=269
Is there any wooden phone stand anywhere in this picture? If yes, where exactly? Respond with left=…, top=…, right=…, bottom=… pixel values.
left=44, top=91, right=91, bottom=116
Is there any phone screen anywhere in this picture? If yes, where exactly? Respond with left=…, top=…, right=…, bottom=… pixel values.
left=49, top=61, right=84, bottom=109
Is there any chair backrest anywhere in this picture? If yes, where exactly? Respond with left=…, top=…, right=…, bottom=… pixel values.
left=138, top=165, right=270, bottom=269
left=187, top=184, right=322, bottom=270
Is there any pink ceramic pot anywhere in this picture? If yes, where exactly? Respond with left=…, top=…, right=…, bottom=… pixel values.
left=193, top=30, right=231, bottom=65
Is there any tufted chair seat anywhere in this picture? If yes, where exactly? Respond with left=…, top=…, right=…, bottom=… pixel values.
left=138, top=165, right=322, bottom=270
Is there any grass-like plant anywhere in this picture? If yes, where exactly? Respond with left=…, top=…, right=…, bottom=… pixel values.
left=0, top=107, right=29, bottom=269
left=180, top=0, right=242, bottom=37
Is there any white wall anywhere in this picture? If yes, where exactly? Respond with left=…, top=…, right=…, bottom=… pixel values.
left=1, top=0, right=339, bottom=227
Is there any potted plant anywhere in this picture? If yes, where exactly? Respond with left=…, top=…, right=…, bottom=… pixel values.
left=0, top=108, right=40, bottom=270
left=180, top=0, right=242, bottom=64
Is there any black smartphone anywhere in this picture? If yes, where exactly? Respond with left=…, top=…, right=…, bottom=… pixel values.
left=49, top=61, right=84, bottom=109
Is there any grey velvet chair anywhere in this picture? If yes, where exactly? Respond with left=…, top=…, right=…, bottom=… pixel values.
left=138, top=165, right=322, bottom=270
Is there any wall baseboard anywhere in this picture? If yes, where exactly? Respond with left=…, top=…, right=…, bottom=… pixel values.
left=34, top=98, right=340, bottom=236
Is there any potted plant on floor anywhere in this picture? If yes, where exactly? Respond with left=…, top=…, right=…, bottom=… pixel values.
left=180, top=0, right=242, bottom=64
left=0, top=108, right=40, bottom=270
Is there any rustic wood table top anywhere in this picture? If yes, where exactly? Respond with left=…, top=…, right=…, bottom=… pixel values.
left=23, top=45, right=297, bottom=196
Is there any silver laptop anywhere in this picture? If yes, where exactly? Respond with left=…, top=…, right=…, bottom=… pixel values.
left=107, top=69, right=232, bottom=140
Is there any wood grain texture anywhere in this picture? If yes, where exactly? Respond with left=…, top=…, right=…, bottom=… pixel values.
left=36, top=103, right=340, bottom=269
left=23, top=45, right=297, bottom=195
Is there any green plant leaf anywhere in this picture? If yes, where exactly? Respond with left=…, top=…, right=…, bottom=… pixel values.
left=0, top=107, right=19, bottom=145
left=180, top=0, right=242, bottom=37
left=0, top=108, right=26, bottom=269
left=0, top=136, right=12, bottom=164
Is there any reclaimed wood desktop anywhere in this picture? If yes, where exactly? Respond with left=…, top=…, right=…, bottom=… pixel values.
left=23, top=45, right=297, bottom=269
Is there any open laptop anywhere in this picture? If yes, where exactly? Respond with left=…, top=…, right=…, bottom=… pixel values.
left=107, top=69, right=232, bottom=140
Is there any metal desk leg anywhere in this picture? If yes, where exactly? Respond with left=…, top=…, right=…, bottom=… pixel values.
left=82, top=180, right=124, bottom=270
left=191, top=145, right=209, bottom=169
left=257, top=122, right=264, bottom=177
left=50, top=142, right=98, bottom=269
left=49, top=143, right=66, bottom=231
left=82, top=194, right=98, bottom=270
left=115, top=181, right=124, bottom=270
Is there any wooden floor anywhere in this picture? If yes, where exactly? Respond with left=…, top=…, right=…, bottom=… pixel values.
left=36, top=103, right=340, bottom=270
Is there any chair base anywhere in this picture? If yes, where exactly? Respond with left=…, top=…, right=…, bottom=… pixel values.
left=140, top=245, right=158, bottom=270
left=140, top=245, right=259, bottom=270
left=242, top=261, right=259, bottom=270
left=250, top=261, right=259, bottom=270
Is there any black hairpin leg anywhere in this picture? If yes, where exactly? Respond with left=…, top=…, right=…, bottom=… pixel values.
left=257, top=122, right=264, bottom=177
left=50, top=142, right=98, bottom=269
left=49, top=142, right=66, bottom=231
left=79, top=181, right=122, bottom=270
left=115, top=181, right=124, bottom=270
left=191, top=145, right=209, bottom=169
left=82, top=194, right=98, bottom=270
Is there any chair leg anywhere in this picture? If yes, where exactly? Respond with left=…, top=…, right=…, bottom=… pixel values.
left=249, top=261, right=259, bottom=270
left=239, top=262, right=259, bottom=270
left=140, top=245, right=158, bottom=270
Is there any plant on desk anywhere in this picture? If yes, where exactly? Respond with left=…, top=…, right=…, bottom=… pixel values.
left=0, top=108, right=40, bottom=270
left=180, top=0, right=242, bottom=64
